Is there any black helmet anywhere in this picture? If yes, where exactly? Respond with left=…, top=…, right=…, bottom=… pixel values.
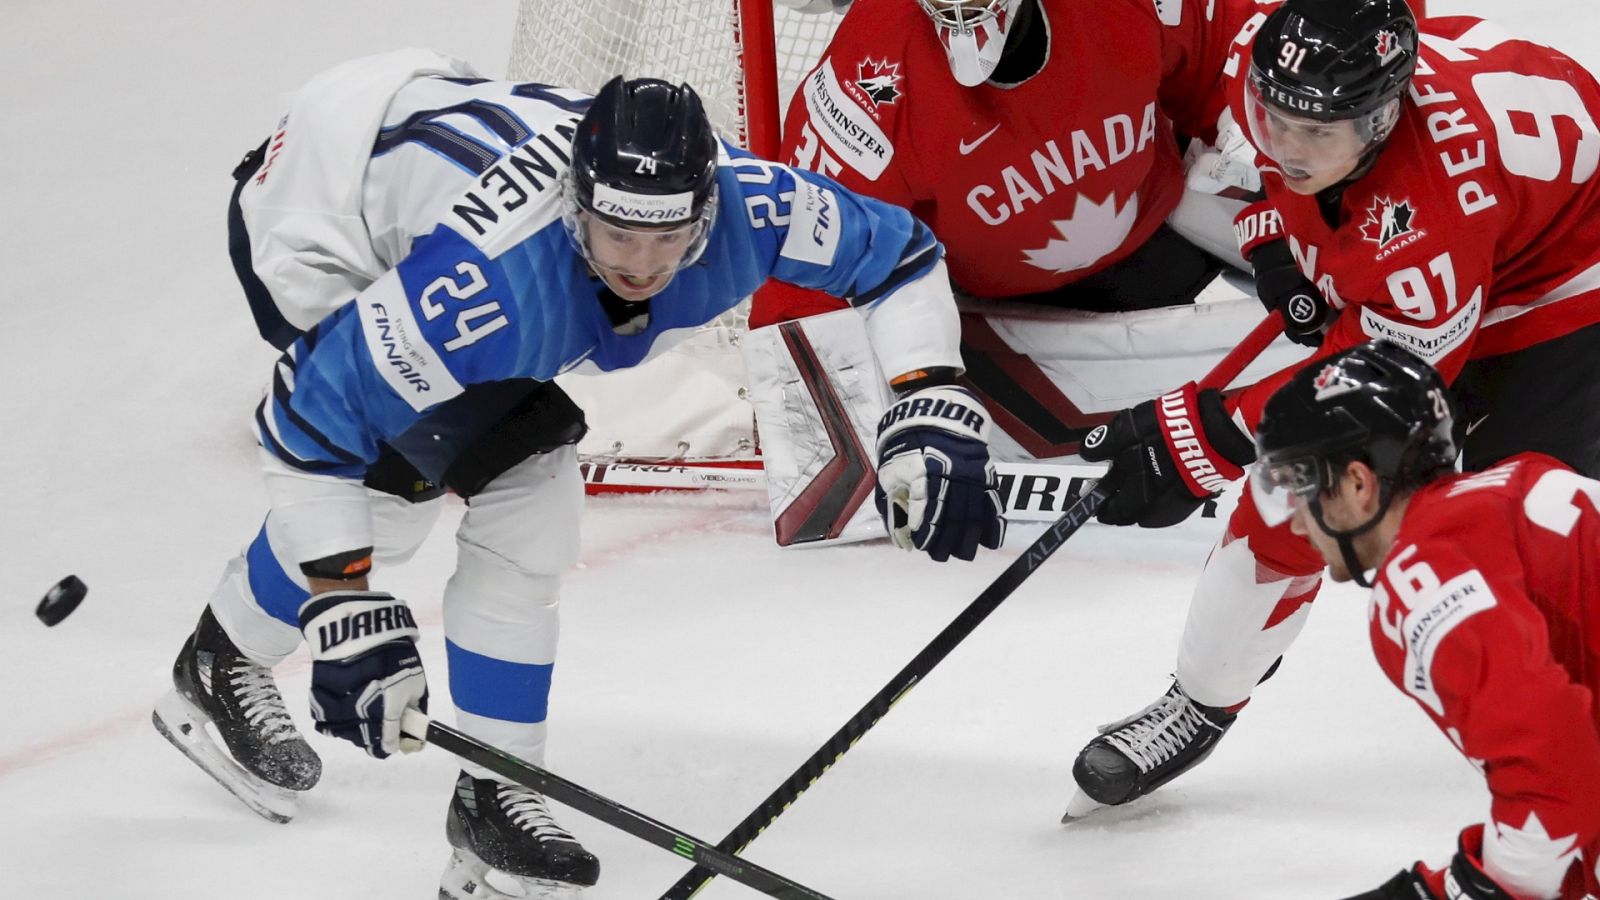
left=566, top=76, right=719, bottom=228
left=1249, top=0, right=1418, bottom=122
left=562, top=77, right=721, bottom=298
left=1252, top=340, right=1457, bottom=584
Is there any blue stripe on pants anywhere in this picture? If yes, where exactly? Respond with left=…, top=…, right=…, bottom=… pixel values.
left=445, top=639, right=553, bottom=724
left=245, top=522, right=310, bottom=627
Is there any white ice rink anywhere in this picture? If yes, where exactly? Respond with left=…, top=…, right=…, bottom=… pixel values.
left=2, top=2, right=1595, bottom=897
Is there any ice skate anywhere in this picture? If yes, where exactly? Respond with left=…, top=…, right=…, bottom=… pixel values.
left=1062, top=681, right=1237, bottom=821
left=152, top=606, right=321, bottom=823
left=440, top=771, right=599, bottom=899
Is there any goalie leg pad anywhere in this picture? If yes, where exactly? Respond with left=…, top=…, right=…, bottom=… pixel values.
left=743, top=310, right=891, bottom=547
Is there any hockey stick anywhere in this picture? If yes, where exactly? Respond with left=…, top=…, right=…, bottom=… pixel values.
left=398, top=710, right=838, bottom=900
left=656, top=313, right=1287, bottom=900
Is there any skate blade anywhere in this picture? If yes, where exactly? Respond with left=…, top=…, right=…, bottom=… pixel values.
left=152, top=690, right=299, bottom=824
left=439, top=848, right=583, bottom=900
left=1060, top=788, right=1108, bottom=823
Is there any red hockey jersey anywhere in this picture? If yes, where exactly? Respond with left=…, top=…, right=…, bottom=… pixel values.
left=755, top=0, right=1262, bottom=324
left=1230, top=17, right=1600, bottom=428
left=1369, top=453, right=1600, bottom=899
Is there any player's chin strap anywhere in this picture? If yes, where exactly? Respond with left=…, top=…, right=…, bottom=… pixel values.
left=1308, top=481, right=1396, bottom=589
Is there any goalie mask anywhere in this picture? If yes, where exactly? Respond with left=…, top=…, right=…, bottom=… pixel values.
left=917, top=0, right=1023, bottom=87
left=563, top=76, right=720, bottom=302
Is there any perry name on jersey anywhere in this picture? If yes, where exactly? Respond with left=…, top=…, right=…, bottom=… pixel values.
left=253, top=65, right=944, bottom=479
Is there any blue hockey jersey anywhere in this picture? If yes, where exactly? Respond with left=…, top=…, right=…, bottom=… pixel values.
left=250, top=71, right=952, bottom=479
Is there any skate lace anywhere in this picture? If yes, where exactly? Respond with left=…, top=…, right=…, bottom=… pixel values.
left=498, top=785, right=577, bottom=843
left=1101, top=690, right=1213, bottom=774
left=228, top=663, right=299, bottom=745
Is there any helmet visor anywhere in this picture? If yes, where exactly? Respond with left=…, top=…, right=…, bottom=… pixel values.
left=1244, top=75, right=1397, bottom=185
left=562, top=173, right=718, bottom=286
left=1249, top=455, right=1327, bottom=527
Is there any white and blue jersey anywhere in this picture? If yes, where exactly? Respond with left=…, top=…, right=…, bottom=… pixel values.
left=250, top=72, right=949, bottom=481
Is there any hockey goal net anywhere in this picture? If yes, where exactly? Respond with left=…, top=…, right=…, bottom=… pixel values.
left=509, top=1, right=844, bottom=476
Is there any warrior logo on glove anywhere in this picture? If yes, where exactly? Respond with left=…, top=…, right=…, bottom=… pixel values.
left=874, top=385, right=1007, bottom=562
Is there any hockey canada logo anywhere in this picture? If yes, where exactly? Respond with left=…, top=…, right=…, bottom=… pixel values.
left=1374, top=29, right=1404, bottom=65
left=854, top=59, right=902, bottom=108
left=1359, top=196, right=1423, bottom=257
left=1312, top=363, right=1361, bottom=401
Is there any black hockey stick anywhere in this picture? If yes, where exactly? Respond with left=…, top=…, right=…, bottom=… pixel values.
left=657, top=313, right=1287, bottom=900
left=399, top=710, right=838, bottom=900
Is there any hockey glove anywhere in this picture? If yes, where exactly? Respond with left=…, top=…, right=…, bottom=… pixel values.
left=875, top=385, right=1006, bottom=562
left=1079, top=383, right=1255, bottom=528
left=299, top=590, right=428, bottom=760
left=1337, top=827, right=1518, bottom=900
left=1235, top=201, right=1330, bottom=347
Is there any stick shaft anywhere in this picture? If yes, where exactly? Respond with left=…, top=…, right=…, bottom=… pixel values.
left=656, top=314, right=1283, bottom=900
left=401, top=711, right=837, bottom=900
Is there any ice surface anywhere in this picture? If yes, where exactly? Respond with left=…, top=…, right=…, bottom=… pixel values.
left=1, top=1, right=1593, bottom=897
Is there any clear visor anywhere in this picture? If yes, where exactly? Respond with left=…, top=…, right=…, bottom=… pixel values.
left=561, top=174, right=717, bottom=290
left=916, top=0, right=1015, bottom=87
left=578, top=215, right=708, bottom=279
left=1243, top=77, right=1397, bottom=184
left=1249, top=456, right=1325, bottom=527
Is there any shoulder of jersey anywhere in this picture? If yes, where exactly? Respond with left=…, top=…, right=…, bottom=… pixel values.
left=1401, top=456, right=1552, bottom=542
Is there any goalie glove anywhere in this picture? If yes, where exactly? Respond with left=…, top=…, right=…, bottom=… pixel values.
left=299, top=590, right=428, bottom=760
left=1337, top=826, right=1519, bottom=900
left=875, top=385, right=1006, bottom=562
left=1079, top=382, right=1255, bottom=528
left=1234, top=200, right=1330, bottom=348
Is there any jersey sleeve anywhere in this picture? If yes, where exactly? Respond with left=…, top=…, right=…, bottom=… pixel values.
left=1156, top=0, right=1271, bottom=141
left=1372, top=531, right=1600, bottom=898
left=725, top=148, right=961, bottom=376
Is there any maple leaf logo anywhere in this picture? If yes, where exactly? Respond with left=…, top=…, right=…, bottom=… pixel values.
left=855, top=58, right=902, bottom=107
left=1358, top=196, right=1419, bottom=250
left=1312, top=363, right=1359, bottom=400
left=1374, top=29, right=1402, bottom=64
left=1021, top=193, right=1139, bottom=274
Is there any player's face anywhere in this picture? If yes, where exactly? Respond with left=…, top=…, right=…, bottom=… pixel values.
left=1257, top=110, right=1367, bottom=194
left=581, top=214, right=700, bottom=302
left=1288, top=492, right=1359, bottom=580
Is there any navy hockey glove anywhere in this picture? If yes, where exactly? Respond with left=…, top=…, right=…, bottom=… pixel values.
left=875, top=385, right=1006, bottom=562
left=299, top=590, right=428, bottom=760
left=1337, top=827, right=1517, bottom=900
left=1079, top=383, right=1255, bottom=528
left=1235, top=201, right=1330, bottom=347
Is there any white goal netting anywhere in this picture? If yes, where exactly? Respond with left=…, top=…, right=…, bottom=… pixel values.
left=509, top=0, right=844, bottom=463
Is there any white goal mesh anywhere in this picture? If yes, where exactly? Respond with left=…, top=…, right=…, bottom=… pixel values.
left=510, top=0, right=844, bottom=463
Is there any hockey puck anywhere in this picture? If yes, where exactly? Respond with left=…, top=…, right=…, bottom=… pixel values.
left=36, top=575, right=88, bottom=627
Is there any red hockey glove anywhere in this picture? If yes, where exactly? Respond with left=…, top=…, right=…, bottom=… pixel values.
left=1078, top=382, right=1255, bottom=528
left=1336, top=827, right=1518, bottom=900
left=1235, top=200, right=1330, bottom=347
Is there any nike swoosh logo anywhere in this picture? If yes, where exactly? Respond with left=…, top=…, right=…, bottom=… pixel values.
left=959, top=124, right=1001, bottom=155
left=1465, top=415, right=1489, bottom=436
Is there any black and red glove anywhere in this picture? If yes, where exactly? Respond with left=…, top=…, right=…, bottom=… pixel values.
left=1338, top=827, right=1518, bottom=900
left=1235, top=200, right=1331, bottom=347
left=1078, top=382, right=1255, bottom=528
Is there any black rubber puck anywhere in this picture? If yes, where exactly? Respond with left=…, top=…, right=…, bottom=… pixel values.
left=36, top=575, right=88, bottom=626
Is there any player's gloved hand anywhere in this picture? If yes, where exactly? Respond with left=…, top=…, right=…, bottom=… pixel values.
left=1235, top=201, right=1330, bottom=347
left=298, top=590, right=428, bottom=759
left=1078, top=383, right=1255, bottom=528
left=1335, top=826, right=1517, bottom=900
left=875, top=385, right=1006, bottom=562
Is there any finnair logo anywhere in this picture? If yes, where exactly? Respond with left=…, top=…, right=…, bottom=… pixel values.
left=592, top=183, right=692, bottom=223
